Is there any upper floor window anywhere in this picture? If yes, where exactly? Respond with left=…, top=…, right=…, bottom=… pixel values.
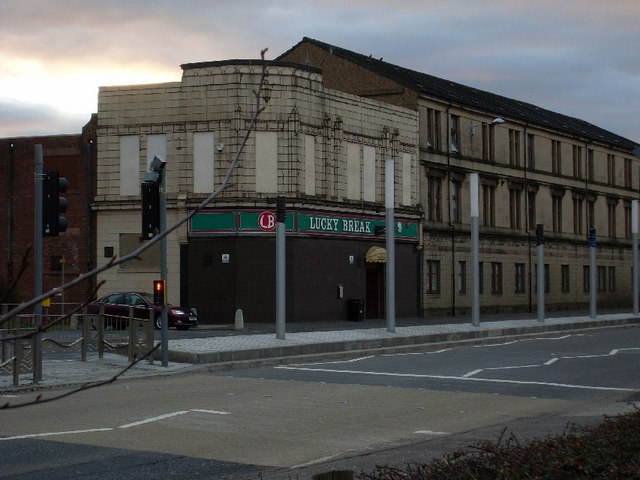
left=509, top=186, right=522, bottom=230
left=624, top=158, right=633, bottom=188
left=509, top=129, right=520, bottom=167
left=526, top=133, right=535, bottom=169
left=551, top=190, right=564, bottom=233
left=426, top=108, right=441, bottom=150
left=450, top=115, right=460, bottom=153
left=573, top=194, right=584, bottom=235
left=572, top=145, right=582, bottom=179
left=527, top=189, right=537, bottom=230
left=552, top=140, right=562, bottom=174
left=607, top=154, right=616, bottom=185
left=587, top=195, right=596, bottom=228
left=607, top=198, right=618, bottom=238
left=450, top=179, right=462, bottom=223
left=427, top=175, right=443, bottom=222
left=624, top=201, right=632, bottom=239
left=482, top=183, right=496, bottom=227
left=587, top=149, right=595, bottom=181
left=482, top=123, right=496, bottom=162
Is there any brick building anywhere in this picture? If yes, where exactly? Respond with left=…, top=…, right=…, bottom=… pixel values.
left=0, top=117, right=97, bottom=309
left=95, top=60, right=420, bottom=323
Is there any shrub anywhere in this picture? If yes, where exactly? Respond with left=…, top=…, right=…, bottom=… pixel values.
left=357, top=408, right=640, bottom=479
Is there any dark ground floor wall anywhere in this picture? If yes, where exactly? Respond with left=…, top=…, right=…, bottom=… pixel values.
left=186, top=236, right=419, bottom=324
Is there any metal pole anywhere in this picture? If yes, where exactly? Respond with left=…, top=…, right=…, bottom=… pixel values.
left=633, top=200, right=638, bottom=315
left=60, top=256, right=65, bottom=316
left=160, top=167, right=168, bottom=367
left=385, top=159, right=396, bottom=333
left=470, top=173, right=480, bottom=327
left=276, top=197, right=286, bottom=340
left=536, top=224, right=545, bottom=323
left=589, top=227, right=597, bottom=319
left=34, top=145, right=43, bottom=383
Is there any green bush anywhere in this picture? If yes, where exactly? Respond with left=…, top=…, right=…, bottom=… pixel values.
left=357, top=408, right=640, bottom=479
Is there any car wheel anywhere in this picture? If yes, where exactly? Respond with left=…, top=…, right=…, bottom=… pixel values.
left=154, top=316, right=162, bottom=330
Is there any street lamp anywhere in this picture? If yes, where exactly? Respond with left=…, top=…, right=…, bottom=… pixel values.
left=632, top=146, right=640, bottom=315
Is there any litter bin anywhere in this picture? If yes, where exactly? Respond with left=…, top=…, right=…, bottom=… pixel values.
left=347, top=299, right=364, bottom=322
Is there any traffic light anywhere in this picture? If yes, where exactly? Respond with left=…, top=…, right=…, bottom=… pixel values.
left=535, top=224, right=544, bottom=246
left=42, top=171, right=68, bottom=237
left=141, top=181, right=160, bottom=239
left=153, top=280, right=165, bottom=306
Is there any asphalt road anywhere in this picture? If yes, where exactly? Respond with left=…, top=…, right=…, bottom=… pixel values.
left=1, top=326, right=639, bottom=479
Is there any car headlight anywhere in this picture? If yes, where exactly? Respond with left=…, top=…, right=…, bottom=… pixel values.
left=169, top=309, right=188, bottom=316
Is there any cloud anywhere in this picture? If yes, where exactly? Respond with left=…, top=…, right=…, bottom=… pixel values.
left=0, top=0, right=638, bottom=142
left=0, top=98, right=90, bottom=138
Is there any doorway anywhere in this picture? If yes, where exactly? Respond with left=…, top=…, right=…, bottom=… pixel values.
left=365, top=264, right=385, bottom=319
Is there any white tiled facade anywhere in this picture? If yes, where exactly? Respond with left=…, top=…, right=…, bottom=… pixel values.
left=96, top=61, right=419, bottom=307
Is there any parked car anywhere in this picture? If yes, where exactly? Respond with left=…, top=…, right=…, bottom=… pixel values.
left=86, top=292, right=198, bottom=330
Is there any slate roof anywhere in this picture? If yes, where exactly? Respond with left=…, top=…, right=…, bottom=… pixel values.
left=279, top=37, right=638, bottom=152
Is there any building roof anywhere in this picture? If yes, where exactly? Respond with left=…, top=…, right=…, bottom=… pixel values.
left=279, top=37, right=638, bottom=152
left=181, top=58, right=320, bottom=74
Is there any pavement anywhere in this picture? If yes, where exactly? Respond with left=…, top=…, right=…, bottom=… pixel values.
left=2, top=311, right=640, bottom=392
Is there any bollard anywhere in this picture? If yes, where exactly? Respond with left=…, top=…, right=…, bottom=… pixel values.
left=234, top=309, right=244, bottom=330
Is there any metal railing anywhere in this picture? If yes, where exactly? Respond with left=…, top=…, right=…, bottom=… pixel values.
left=1, top=304, right=156, bottom=387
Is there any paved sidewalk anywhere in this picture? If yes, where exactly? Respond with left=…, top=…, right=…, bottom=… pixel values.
left=2, top=312, right=639, bottom=392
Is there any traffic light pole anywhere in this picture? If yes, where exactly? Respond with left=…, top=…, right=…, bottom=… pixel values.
left=159, top=167, right=168, bottom=367
left=34, top=145, right=43, bottom=382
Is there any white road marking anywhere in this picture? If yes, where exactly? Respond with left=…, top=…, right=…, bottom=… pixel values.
left=414, top=430, right=449, bottom=435
left=118, top=410, right=191, bottom=429
left=463, top=369, right=483, bottom=378
left=476, top=334, right=581, bottom=348
left=274, top=366, right=635, bottom=392
left=0, top=428, right=114, bottom=441
left=1, top=408, right=233, bottom=442
left=189, top=409, right=230, bottom=415
left=289, top=355, right=376, bottom=367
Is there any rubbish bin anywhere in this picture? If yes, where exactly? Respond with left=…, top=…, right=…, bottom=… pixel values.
left=347, top=299, right=364, bottom=322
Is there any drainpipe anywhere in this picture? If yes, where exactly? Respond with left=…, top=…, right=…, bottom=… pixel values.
left=7, top=143, right=15, bottom=282
left=86, top=139, right=94, bottom=296
left=446, top=105, right=455, bottom=316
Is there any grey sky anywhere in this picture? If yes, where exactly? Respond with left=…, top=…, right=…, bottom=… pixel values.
left=1, top=0, right=638, bottom=144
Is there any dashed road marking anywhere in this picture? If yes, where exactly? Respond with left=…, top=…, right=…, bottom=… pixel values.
left=1, top=408, right=231, bottom=442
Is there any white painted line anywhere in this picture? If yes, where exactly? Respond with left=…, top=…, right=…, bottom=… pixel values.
left=544, top=357, right=559, bottom=365
left=118, top=411, right=190, bottom=429
left=275, top=366, right=636, bottom=392
left=289, top=355, right=376, bottom=367
left=463, top=369, right=483, bottom=378
left=189, top=409, right=230, bottom=415
left=414, top=430, right=449, bottom=435
left=0, top=428, right=113, bottom=441
left=475, top=334, right=578, bottom=348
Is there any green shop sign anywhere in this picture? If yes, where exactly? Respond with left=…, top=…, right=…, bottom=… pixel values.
left=190, top=210, right=418, bottom=241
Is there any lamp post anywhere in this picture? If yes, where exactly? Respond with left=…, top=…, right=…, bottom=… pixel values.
left=632, top=146, right=640, bottom=315
left=385, top=159, right=396, bottom=333
left=470, top=172, right=480, bottom=327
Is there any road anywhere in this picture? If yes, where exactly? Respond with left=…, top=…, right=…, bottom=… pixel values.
left=1, top=326, right=639, bottom=479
